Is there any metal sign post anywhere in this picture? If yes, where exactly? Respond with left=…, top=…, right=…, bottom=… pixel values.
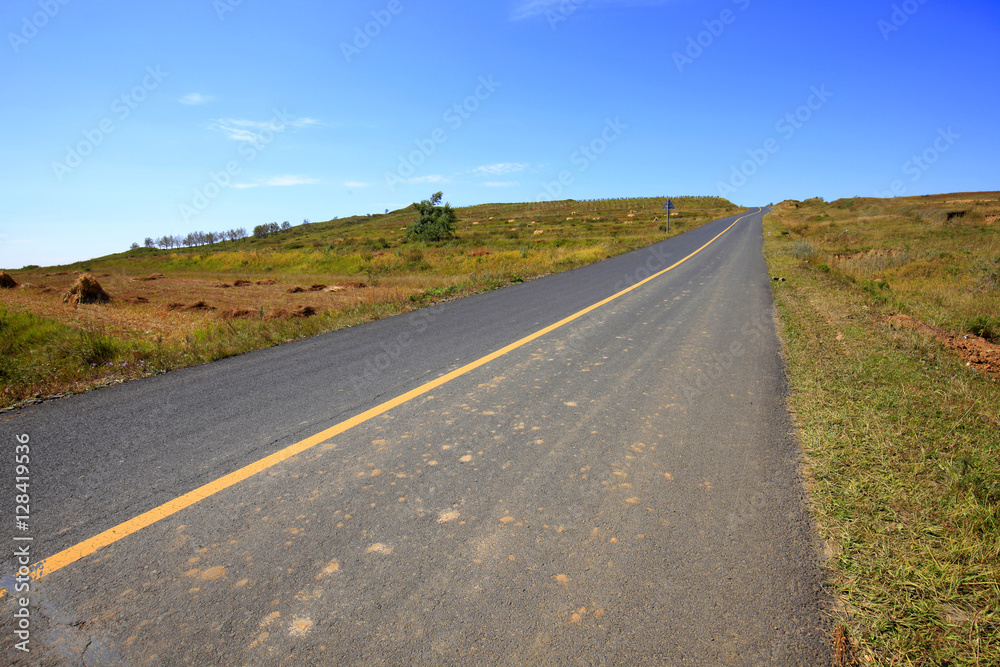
left=662, top=198, right=675, bottom=233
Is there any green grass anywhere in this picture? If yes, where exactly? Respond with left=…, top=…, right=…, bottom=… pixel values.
left=763, top=195, right=1000, bottom=665
left=0, top=308, right=163, bottom=405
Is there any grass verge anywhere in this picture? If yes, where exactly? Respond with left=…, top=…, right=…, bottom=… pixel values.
left=763, top=198, right=1000, bottom=665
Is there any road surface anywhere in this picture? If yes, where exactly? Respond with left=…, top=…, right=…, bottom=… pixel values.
left=1, top=207, right=831, bottom=665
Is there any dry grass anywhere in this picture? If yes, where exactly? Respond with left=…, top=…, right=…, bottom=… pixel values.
left=0, top=196, right=741, bottom=408
left=769, top=194, right=1000, bottom=334
left=764, top=193, right=1000, bottom=665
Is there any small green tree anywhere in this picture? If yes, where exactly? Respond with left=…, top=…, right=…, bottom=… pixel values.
left=407, top=191, right=456, bottom=242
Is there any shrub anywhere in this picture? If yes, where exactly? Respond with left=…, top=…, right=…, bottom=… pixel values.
left=407, top=192, right=456, bottom=242
left=967, top=315, right=999, bottom=342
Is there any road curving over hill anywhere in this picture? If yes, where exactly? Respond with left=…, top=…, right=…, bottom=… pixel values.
left=1, top=207, right=832, bottom=665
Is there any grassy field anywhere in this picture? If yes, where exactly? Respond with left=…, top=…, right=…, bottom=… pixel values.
left=0, top=196, right=740, bottom=409
left=763, top=193, right=1000, bottom=665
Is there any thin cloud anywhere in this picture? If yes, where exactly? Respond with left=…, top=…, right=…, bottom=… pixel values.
left=179, top=93, right=213, bottom=106
left=232, top=175, right=319, bottom=189
left=472, top=162, right=529, bottom=176
left=404, top=175, right=447, bottom=184
left=511, top=0, right=671, bottom=20
left=265, top=175, right=319, bottom=187
left=208, top=116, right=321, bottom=142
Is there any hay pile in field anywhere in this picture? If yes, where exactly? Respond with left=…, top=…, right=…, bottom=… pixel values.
left=265, top=305, right=318, bottom=320
left=0, top=271, right=17, bottom=288
left=219, top=308, right=256, bottom=319
left=62, top=274, right=111, bottom=305
left=184, top=301, right=215, bottom=311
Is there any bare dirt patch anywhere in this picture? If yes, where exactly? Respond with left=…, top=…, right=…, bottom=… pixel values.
left=1, top=271, right=414, bottom=344
left=889, top=315, right=1000, bottom=378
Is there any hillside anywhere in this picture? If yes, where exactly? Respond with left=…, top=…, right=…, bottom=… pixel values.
left=0, top=196, right=741, bottom=408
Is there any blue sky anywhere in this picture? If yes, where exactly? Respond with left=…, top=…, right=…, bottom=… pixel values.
left=1, top=0, right=998, bottom=268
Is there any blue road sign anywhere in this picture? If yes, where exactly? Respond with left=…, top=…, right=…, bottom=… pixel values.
left=663, top=199, right=675, bottom=210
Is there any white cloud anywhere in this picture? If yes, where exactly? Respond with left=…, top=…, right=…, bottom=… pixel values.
left=482, top=181, right=520, bottom=187
left=265, top=175, right=319, bottom=187
left=207, top=116, right=321, bottom=142
left=511, top=0, right=671, bottom=20
left=179, top=93, right=213, bottom=106
left=472, top=162, right=529, bottom=176
left=405, top=175, right=446, bottom=184
left=231, top=175, right=319, bottom=189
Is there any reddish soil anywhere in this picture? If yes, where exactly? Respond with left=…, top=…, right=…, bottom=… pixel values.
left=890, top=315, right=1000, bottom=379
left=0, top=271, right=406, bottom=344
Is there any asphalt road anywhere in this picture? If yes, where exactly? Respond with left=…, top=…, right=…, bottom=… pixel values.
left=1, top=208, right=831, bottom=665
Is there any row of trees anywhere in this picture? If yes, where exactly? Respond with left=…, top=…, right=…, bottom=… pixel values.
left=134, top=228, right=249, bottom=250
left=253, top=221, right=291, bottom=238
left=131, top=220, right=311, bottom=251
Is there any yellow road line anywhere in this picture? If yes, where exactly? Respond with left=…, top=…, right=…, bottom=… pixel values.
left=15, top=209, right=756, bottom=589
